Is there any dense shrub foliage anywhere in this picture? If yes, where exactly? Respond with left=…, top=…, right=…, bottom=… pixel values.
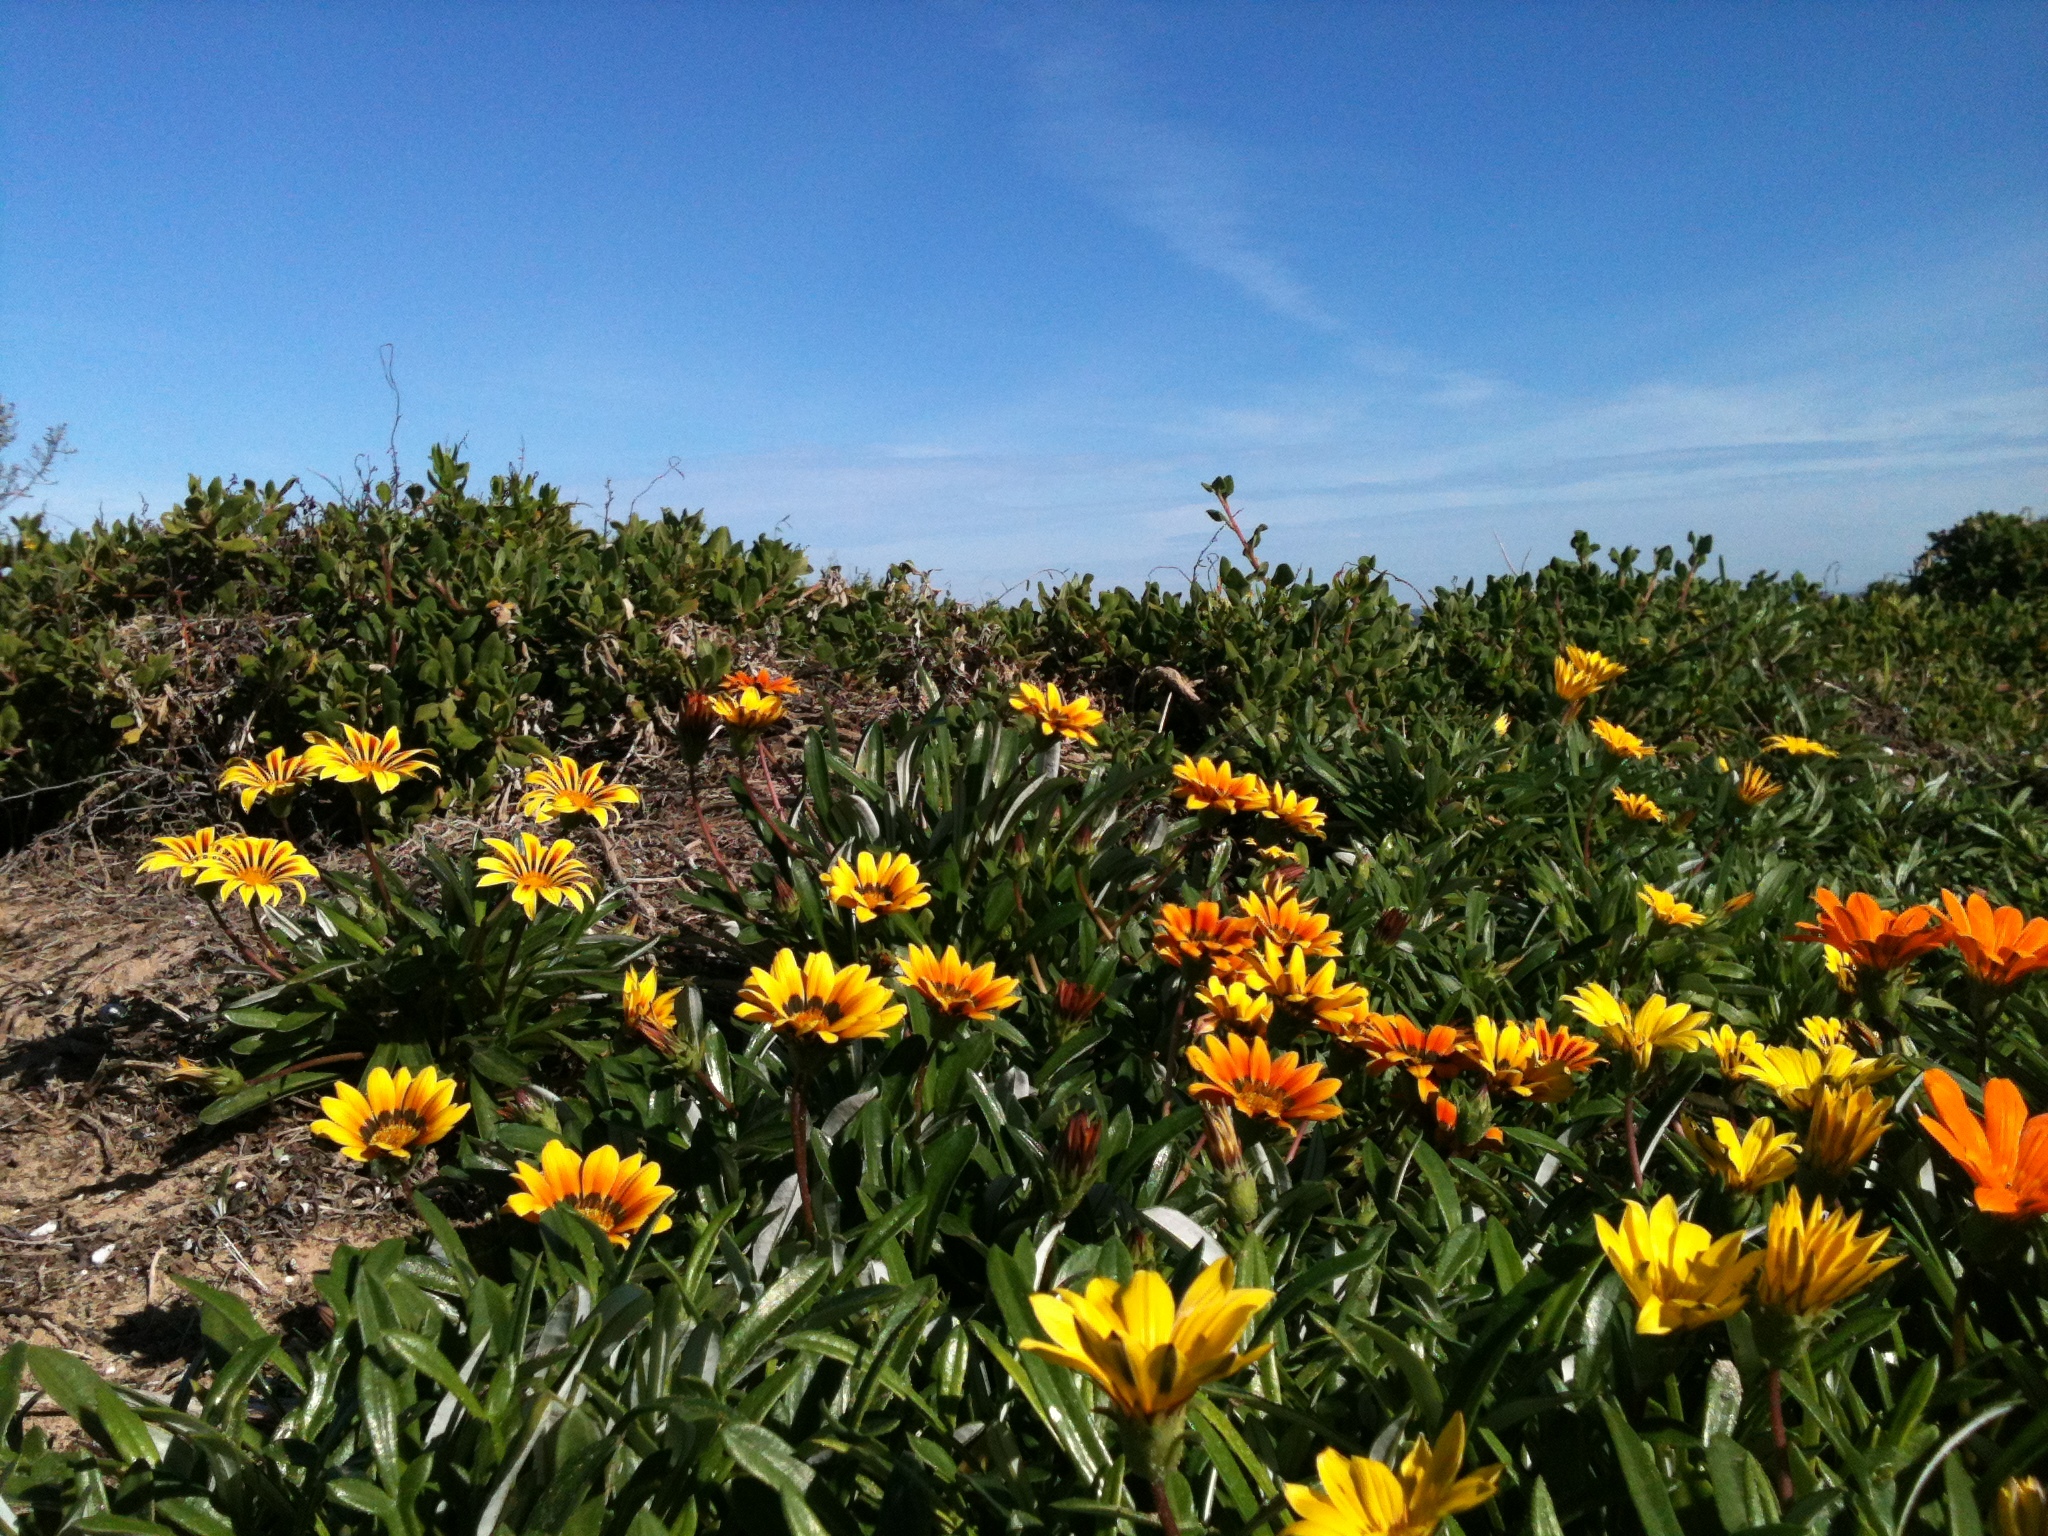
left=4, top=457, right=2046, bottom=1535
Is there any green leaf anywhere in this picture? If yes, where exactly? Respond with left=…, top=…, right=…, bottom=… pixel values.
left=1600, top=1395, right=1684, bottom=1536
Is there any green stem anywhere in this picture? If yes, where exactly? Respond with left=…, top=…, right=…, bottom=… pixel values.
left=1623, top=1087, right=1643, bottom=1191
left=356, top=798, right=395, bottom=913
left=1768, top=1366, right=1794, bottom=1504
left=790, top=1074, right=815, bottom=1238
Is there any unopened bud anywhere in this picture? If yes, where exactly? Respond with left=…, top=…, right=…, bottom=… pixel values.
left=1053, top=980, right=1106, bottom=1027
left=164, top=1057, right=244, bottom=1096
left=1374, top=907, right=1410, bottom=944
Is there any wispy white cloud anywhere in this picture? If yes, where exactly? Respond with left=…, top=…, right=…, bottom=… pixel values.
left=1011, top=25, right=1342, bottom=333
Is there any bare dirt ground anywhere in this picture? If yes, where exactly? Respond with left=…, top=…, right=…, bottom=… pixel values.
left=0, top=702, right=875, bottom=1396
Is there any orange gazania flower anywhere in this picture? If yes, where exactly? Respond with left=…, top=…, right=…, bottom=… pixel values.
left=721, top=668, right=802, bottom=697
left=896, top=944, right=1021, bottom=1021
left=1918, top=1070, right=2048, bottom=1220
left=1185, top=1033, right=1342, bottom=1130
left=1349, top=1015, right=1469, bottom=1100
left=1238, top=891, right=1342, bottom=958
left=505, top=1140, right=675, bottom=1246
left=622, top=965, right=682, bottom=1052
left=1153, top=901, right=1255, bottom=968
left=1935, top=889, right=2048, bottom=991
left=1791, top=887, right=1944, bottom=974
left=1170, top=757, right=1268, bottom=815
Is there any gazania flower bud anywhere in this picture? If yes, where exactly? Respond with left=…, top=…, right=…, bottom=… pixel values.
left=1053, top=979, right=1106, bottom=1027
left=1051, top=1110, right=1103, bottom=1212
left=675, top=691, right=720, bottom=764
left=1374, top=907, right=1410, bottom=945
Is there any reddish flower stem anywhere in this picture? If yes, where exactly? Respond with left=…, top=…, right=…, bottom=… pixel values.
left=686, top=766, right=744, bottom=890
left=1768, top=1366, right=1794, bottom=1503
left=1623, top=1087, right=1643, bottom=1191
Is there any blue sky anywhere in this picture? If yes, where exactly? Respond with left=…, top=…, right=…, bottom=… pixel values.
left=3, top=3, right=2043, bottom=596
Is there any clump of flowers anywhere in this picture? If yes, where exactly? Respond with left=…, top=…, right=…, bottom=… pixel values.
left=1460, top=1017, right=1599, bottom=1102
left=311, top=1066, right=468, bottom=1164
left=504, top=1141, right=675, bottom=1247
left=1239, top=941, right=1370, bottom=1035
left=1738, top=1038, right=1899, bottom=1112
left=823, top=851, right=931, bottom=923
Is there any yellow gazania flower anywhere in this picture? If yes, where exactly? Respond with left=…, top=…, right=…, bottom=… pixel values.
left=896, top=944, right=1021, bottom=1021
left=1185, top=1033, right=1343, bottom=1128
left=1492, top=712, right=1512, bottom=737
left=164, top=1056, right=242, bottom=1094
left=1008, top=680, right=1105, bottom=744
left=622, top=965, right=682, bottom=1051
left=1282, top=1414, right=1503, bottom=1536
left=1170, top=756, right=1268, bottom=815
left=1685, top=1116, right=1801, bottom=1193
left=1755, top=1192, right=1902, bottom=1317
left=310, top=1066, right=468, bottom=1163
left=1800, top=1015, right=1849, bottom=1049
left=1705, top=1024, right=1760, bottom=1079
left=1595, top=1196, right=1762, bottom=1335
left=1192, top=974, right=1276, bottom=1036
left=1153, top=901, right=1256, bottom=968
left=1611, top=787, right=1667, bottom=823
left=1563, top=983, right=1709, bottom=1071
left=1553, top=644, right=1627, bottom=706
left=1238, top=891, right=1342, bottom=958
left=1734, top=763, right=1783, bottom=807
left=192, top=836, right=318, bottom=907
left=1638, top=883, right=1706, bottom=927
left=710, top=686, right=786, bottom=733
left=1763, top=733, right=1838, bottom=758
left=1240, top=941, right=1370, bottom=1030
left=822, top=851, right=931, bottom=923
left=301, top=725, right=439, bottom=794
left=217, top=748, right=315, bottom=811
left=1019, top=1257, right=1272, bottom=1425
left=137, top=826, right=222, bottom=883
left=1258, top=784, right=1328, bottom=839
left=1737, top=1041, right=1900, bottom=1113
left=1996, top=1477, right=2045, bottom=1536
left=519, top=754, right=642, bottom=827
left=735, top=949, right=905, bottom=1044
left=720, top=667, right=802, bottom=698
left=504, top=1140, right=675, bottom=1247
left=1823, top=944, right=1858, bottom=993
left=1803, top=1083, right=1892, bottom=1178
left=476, top=833, right=596, bottom=919
left=1590, top=718, right=1656, bottom=760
